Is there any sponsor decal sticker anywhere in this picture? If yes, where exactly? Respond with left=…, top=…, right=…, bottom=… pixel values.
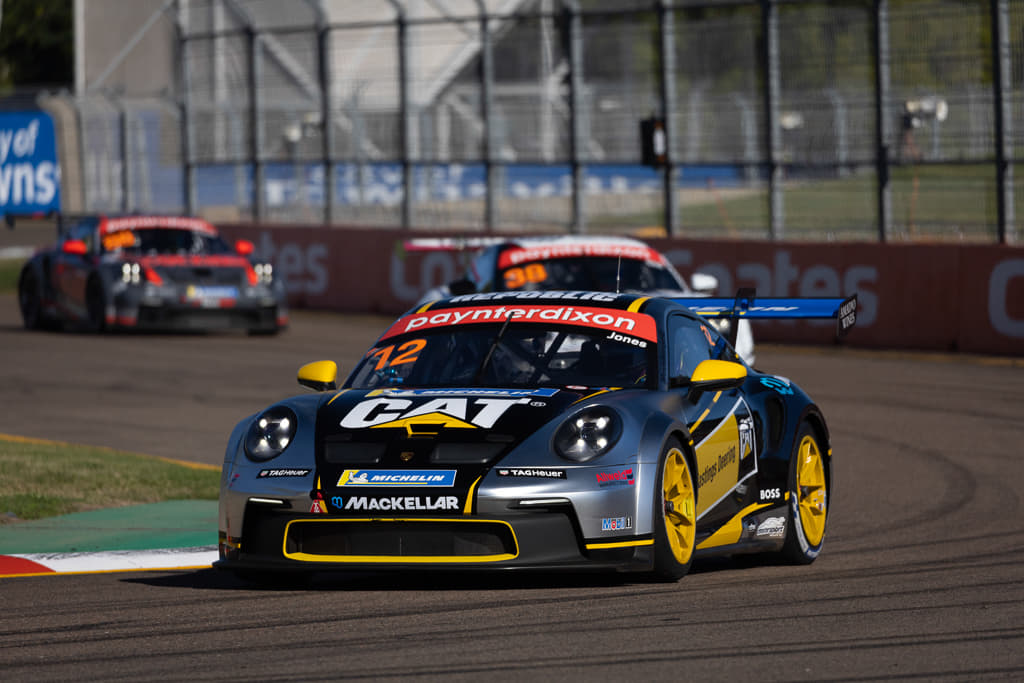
left=186, top=285, right=238, bottom=300
left=756, top=516, right=786, bottom=538
left=258, top=468, right=311, bottom=478
left=380, top=304, right=656, bottom=342
left=497, top=243, right=664, bottom=269
left=759, top=376, right=794, bottom=395
left=601, top=516, right=633, bottom=531
left=496, top=468, right=567, bottom=479
left=342, top=496, right=460, bottom=511
left=759, top=487, right=782, bottom=502
left=341, top=397, right=530, bottom=431
left=596, top=468, right=635, bottom=487
left=336, top=469, right=457, bottom=487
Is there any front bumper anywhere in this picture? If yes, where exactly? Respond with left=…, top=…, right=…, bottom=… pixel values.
left=215, top=498, right=653, bottom=574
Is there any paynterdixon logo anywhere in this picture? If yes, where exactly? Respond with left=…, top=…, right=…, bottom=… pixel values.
left=336, top=469, right=457, bottom=487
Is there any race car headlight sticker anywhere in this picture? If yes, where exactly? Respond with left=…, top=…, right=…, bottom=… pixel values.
left=553, top=407, right=622, bottom=462
left=244, top=406, right=297, bottom=461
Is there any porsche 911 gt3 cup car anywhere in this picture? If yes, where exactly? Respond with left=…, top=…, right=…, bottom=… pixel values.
left=216, top=290, right=855, bottom=582
left=17, top=214, right=287, bottom=334
left=407, top=235, right=756, bottom=365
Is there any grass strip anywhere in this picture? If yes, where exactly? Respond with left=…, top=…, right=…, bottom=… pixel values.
left=0, top=435, right=220, bottom=523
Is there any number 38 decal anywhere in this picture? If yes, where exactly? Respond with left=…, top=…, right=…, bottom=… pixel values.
left=503, top=263, right=547, bottom=289
left=366, top=339, right=426, bottom=371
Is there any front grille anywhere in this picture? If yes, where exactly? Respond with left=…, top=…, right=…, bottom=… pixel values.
left=283, top=519, right=518, bottom=562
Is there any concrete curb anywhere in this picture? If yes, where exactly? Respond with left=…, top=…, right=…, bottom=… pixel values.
left=0, top=546, right=218, bottom=577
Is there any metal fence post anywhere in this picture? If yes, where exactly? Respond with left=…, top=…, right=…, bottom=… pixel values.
left=175, top=1, right=196, bottom=216
left=394, top=4, right=413, bottom=229
left=249, top=27, right=266, bottom=221
left=318, top=24, right=335, bottom=226
left=476, top=0, right=497, bottom=232
left=659, top=0, right=679, bottom=237
left=874, top=0, right=892, bottom=242
left=991, top=0, right=1015, bottom=244
left=762, top=0, right=783, bottom=240
left=564, top=0, right=585, bottom=234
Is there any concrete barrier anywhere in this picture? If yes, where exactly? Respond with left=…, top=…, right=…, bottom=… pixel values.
left=216, top=223, right=1024, bottom=356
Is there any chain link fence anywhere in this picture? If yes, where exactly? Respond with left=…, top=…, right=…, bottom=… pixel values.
left=38, top=0, right=1024, bottom=242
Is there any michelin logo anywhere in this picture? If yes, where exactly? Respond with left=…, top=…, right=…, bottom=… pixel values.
left=337, top=469, right=457, bottom=487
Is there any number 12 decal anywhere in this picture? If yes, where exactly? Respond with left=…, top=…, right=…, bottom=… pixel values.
left=367, top=339, right=426, bottom=371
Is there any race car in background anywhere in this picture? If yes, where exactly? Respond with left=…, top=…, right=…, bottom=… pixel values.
left=407, top=235, right=755, bottom=365
left=17, top=215, right=287, bottom=334
left=215, top=289, right=855, bottom=583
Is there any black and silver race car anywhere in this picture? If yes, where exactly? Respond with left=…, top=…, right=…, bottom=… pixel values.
left=17, top=214, right=287, bottom=334
left=216, top=290, right=855, bottom=581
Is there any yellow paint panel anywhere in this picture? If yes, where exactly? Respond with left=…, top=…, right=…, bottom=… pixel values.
left=585, top=539, right=654, bottom=550
left=693, top=413, right=740, bottom=517
left=697, top=502, right=771, bottom=550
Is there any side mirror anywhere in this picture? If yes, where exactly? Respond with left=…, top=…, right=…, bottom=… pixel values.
left=235, top=239, right=255, bottom=256
left=61, top=239, right=88, bottom=256
left=447, top=277, right=477, bottom=296
left=298, top=360, right=338, bottom=391
left=671, top=359, right=747, bottom=395
left=690, top=272, right=718, bottom=295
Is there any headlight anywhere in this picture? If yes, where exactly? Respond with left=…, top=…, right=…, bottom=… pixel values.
left=553, top=407, right=622, bottom=462
left=254, top=263, right=273, bottom=284
left=121, top=263, right=141, bottom=283
left=244, top=406, right=297, bottom=461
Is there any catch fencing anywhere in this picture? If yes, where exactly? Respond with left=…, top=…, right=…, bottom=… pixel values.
left=38, top=0, right=1024, bottom=243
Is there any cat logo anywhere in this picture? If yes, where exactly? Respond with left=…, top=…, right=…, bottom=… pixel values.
left=340, top=397, right=530, bottom=436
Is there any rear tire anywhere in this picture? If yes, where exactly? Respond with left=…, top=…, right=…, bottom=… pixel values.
left=84, top=277, right=107, bottom=333
left=18, top=270, right=45, bottom=330
left=650, top=436, right=697, bottom=581
left=779, top=422, right=829, bottom=564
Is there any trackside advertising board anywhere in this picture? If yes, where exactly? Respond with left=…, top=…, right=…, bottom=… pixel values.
left=0, top=112, right=61, bottom=216
left=213, top=224, right=1024, bottom=356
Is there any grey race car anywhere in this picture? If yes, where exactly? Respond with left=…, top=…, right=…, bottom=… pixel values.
left=216, top=290, right=856, bottom=582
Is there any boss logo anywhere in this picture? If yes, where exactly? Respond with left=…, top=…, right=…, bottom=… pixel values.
left=759, top=487, right=782, bottom=501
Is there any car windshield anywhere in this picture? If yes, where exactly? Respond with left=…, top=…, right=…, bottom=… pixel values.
left=101, top=227, right=232, bottom=256
left=348, top=323, right=655, bottom=390
left=497, top=257, right=684, bottom=293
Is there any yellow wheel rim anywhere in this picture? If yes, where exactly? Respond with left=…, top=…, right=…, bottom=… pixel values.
left=662, top=447, right=696, bottom=565
left=796, top=435, right=827, bottom=546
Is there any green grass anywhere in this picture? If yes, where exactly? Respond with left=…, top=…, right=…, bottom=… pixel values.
left=0, top=436, right=220, bottom=523
left=0, top=259, right=21, bottom=293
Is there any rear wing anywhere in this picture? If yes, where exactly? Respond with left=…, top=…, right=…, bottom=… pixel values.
left=671, top=288, right=857, bottom=339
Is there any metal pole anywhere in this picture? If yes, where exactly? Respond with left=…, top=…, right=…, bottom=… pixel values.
left=318, top=25, right=335, bottom=225
left=991, top=0, right=1014, bottom=244
left=395, top=7, right=413, bottom=229
left=873, top=0, right=892, bottom=242
left=476, top=0, right=497, bottom=232
left=762, top=0, right=783, bottom=239
left=564, top=0, right=584, bottom=233
left=249, top=27, right=265, bottom=221
left=175, top=1, right=197, bottom=215
left=658, top=0, right=678, bottom=236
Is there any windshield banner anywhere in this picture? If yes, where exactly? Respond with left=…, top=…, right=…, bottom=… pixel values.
left=381, top=304, right=657, bottom=342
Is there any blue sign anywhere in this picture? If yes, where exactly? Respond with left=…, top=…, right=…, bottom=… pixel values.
left=0, top=111, right=61, bottom=215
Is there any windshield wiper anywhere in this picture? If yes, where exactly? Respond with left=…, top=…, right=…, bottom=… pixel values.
left=474, top=313, right=514, bottom=384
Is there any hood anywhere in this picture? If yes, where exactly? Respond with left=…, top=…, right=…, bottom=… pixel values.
left=311, top=387, right=582, bottom=515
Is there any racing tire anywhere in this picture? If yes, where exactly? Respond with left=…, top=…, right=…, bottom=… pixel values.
left=18, top=269, right=47, bottom=330
left=84, top=277, right=107, bottom=333
left=650, top=436, right=698, bottom=581
left=779, top=422, right=829, bottom=565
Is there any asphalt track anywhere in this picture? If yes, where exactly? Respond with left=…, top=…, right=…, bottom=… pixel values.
left=1, top=290, right=1024, bottom=681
